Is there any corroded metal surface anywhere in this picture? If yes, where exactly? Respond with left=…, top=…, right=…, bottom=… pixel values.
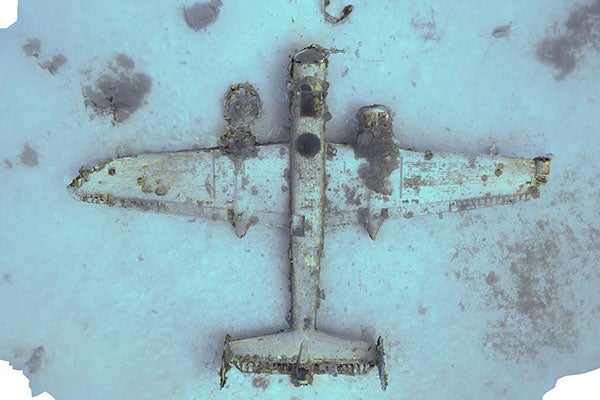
left=324, top=146, right=550, bottom=238
left=222, top=45, right=386, bottom=389
left=69, top=145, right=290, bottom=236
left=68, top=44, right=551, bottom=389
left=68, top=139, right=548, bottom=240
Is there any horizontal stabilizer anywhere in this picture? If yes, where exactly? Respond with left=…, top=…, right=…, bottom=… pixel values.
left=221, top=329, right=384, bottom=388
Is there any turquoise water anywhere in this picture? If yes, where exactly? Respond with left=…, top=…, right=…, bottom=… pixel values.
left=1, top=1, right=599, bottom=399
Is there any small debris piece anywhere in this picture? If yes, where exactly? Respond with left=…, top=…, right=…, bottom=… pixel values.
left=326, top=143, right=337, bottom=160
left=492, top=23, right=512, bottom=38
left=376, top=337, right=387, bottom=391
left=22, top=38, right=41, bottom=58
left=323, top=0, right=353, bottom=24
left=3, top=159, right=12, bottom=168
left=40, top=53, right=67, bottom=75
left=19, top=143, right=38, bottom=167
left=184, top=0, right=222, bottom=31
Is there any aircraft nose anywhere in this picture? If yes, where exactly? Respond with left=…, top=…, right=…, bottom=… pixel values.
left=293, top=45, right=328, bottom=65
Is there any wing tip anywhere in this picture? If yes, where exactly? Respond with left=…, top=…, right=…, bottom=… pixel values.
left=534, top=156, right=551, bottom=185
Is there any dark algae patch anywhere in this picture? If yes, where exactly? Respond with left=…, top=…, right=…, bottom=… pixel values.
left=183, top=0, right=222, bottom=31
left=482, top=221, right=580, bottom=361
left=25, top=346, right=45, bottom=373
left=115, top=53, right=135, bottom=70
left=295, top=133, right=320, bottom=158
left=251, top=376, right=270, bottom=389
left=536, top=0, right=600, bottom=79
left=19, top=143, right=38, bottom=167
left=22, top=38, right=67, bottom=75
left=537, top=36, right=578, bottom=80
left=410, top=7, right=443, bottom=42
left=83, top=54, right=152, bottom=124
left=22, top=38, right=41, bottom=57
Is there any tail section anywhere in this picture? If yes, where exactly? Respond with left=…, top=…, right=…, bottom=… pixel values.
left=220, top=329, right=386, bottom=389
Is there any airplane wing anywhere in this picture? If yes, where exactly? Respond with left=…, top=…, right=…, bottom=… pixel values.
left=68, top=144, right=290, bottom=238
left=325, top=143, right=551, bottom=238
left=69, top=142, right=550, bottom=239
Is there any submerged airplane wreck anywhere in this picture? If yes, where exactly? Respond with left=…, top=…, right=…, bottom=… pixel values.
left=68, top=45, right=551, bottom=389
